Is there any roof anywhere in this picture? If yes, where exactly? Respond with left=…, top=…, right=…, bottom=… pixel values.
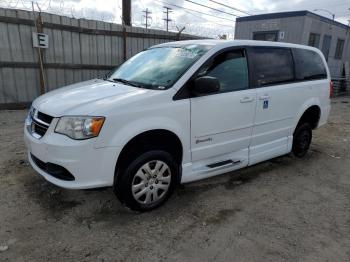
left=153, top=39, right=322, bottom=53
left=236, top=10, right=350, bottom=30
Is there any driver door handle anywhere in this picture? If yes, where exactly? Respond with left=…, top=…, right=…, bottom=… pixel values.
left=240, top=96, right=254, bottom=103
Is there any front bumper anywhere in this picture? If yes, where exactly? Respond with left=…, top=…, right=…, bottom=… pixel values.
left=24, top=120, right=121, bottom=189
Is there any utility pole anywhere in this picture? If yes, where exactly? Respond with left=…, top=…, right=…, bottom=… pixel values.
left=122, top=0, right=131, bottom=26
left=163, top=6, right=172, bottom=31
left=31, top=1, right=46, bottom=95
left=142, top=8, right=152, bottom=29
left=122, top=0, right=131, bottom=62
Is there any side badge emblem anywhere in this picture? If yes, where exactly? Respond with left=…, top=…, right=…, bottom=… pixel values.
left=196, top=137, right=212, bottom=144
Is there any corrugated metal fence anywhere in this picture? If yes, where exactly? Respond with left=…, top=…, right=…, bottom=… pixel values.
left=0, top=8, right=203, bottom=108
left=332, top=78, right=350, bottom=96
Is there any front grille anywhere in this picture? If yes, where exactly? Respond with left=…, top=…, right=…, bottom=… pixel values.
left=31, top=153, right=75, bottom=181
left=33, top=121, right=48, bottom=137
left=27, top=108, right=53, bottom=139
left=37, top=111, right=53, bottom=124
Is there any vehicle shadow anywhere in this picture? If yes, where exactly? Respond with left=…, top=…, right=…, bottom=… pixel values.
left=21, top=149, right=320, bottom=226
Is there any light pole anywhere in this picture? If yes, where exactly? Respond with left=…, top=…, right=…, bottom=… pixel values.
left=313, top=9, right=335, bottom=20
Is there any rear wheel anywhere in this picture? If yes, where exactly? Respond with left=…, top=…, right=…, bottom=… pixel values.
left=114, top=150, right=179, bottom=211
left=292, top=123, right=312, bottom=157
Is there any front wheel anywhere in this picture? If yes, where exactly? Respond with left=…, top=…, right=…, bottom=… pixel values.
left=292, top=123, right=312, bottom=158
left=114, top=150, right=179, bottom=211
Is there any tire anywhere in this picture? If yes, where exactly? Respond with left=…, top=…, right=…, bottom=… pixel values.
left=292, top=122, right=312, bottom=158
left=114, top=150, right=179, bottom=211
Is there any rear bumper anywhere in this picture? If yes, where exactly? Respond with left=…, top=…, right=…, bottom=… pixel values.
left=24, top=124, right=121, bottom=189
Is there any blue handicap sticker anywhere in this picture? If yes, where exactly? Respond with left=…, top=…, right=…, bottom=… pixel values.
left=263, top=100, right=269, bottom=109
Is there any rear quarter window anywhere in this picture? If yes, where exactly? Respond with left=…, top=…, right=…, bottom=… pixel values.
left=292, top=48, right=327, bottom=80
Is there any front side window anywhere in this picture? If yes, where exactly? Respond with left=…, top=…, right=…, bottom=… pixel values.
left=250, top=47, right=294, bottom=87
left=198, top=49, right=249, bottom=93
left=108, top=44, right=212, bottom=89
left=292, top=48, right=327, bottom=80
left=308, top=33, right=320, bottom=48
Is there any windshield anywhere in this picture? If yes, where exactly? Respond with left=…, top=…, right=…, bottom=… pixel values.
left=108, top=44, right=213, bottom=89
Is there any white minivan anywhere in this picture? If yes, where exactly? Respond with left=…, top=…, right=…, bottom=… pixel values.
left=24, top=40, right=331, bottom=211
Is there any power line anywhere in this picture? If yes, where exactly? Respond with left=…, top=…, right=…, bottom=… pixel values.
left=156, top=0, right=236, bottom=23
left=163, top=6, right=172, bottom=31
left=142, top=8, right=152, bottom=28
left=184, top=8, right=235, bottom=28
left=153, top=0, right=235, bottom=35
left=184, top=0, right=240, bottom=17
left=208, top=0, right=252, bottom=16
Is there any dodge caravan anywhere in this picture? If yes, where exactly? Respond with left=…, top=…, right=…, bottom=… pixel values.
left=24, top=40, right=331, bottom=211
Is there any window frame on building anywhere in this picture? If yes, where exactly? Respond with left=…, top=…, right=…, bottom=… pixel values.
left=334, top=39, right=345, bottom=60
left=252, top=31, right=279, bottom=42
left=321, top=34, right=332, bottom=61
left=308, top=33, right=321, bottom=48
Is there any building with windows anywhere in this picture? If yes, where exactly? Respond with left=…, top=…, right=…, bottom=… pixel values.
left=234, top=11, right=350, bottom=78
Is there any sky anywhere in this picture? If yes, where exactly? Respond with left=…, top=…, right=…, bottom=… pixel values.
left=1, top=0, right=350, bottom=38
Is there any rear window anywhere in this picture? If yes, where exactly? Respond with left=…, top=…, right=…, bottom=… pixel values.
left=292, top=49, right=327, bottom=80
left=250, top=47, right=294, bottom=87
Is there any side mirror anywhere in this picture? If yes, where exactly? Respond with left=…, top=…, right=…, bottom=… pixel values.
left=192, top=76, right=220, bottom=96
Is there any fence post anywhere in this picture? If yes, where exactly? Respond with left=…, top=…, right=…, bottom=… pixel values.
left=31, top=3, right=46, bottom=95
left=123, top=27, right=127, bottom=61
left=36, top=14, right=46, bottom=95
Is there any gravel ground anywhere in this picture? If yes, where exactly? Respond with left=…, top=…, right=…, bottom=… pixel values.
left=0, top=96, right=350, bottom=262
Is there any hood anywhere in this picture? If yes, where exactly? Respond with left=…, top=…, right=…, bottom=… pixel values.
left=32, top=79, right=149, bottom=117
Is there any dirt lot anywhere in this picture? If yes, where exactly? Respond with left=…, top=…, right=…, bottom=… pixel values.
left=0, top=97, right=350, bottom=262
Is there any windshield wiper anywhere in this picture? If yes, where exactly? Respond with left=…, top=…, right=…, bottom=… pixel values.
left=112, top=78, right=141, bottom=87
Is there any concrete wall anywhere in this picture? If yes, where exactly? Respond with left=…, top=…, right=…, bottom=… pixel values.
left=0, top=8, right=202, bottom=106
left=234, top=16, right=306, bottom=44
left=235, top=13, right=350, bottom=78
left=302, top=14, right=350, bottom=77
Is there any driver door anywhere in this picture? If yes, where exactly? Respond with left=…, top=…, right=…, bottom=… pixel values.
left=190, top=48, right=256, bottom=168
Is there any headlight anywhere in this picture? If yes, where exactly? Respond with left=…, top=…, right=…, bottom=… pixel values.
left=25, top=106, right=34, bottom=125
left=55, top=116, right=105, bottom=140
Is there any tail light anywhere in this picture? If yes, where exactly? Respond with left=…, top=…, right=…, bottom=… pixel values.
left=330, top=81, right=334, bottom=98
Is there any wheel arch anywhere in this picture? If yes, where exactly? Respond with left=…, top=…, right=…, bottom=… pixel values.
left=294, top=101, right=321, bottom=132
left=114, top=128, right=184, bottom=184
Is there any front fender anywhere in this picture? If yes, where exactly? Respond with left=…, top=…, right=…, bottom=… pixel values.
left=94, top=111, right=191, bottom=164
left=106, top=117, right=187, bottom=148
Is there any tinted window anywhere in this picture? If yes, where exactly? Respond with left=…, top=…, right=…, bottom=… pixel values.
left=199, top=49, right=249, bottom=93
left=292, top=48, right=327, bottom=80
left=250, top=47, right=294, bottom=87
